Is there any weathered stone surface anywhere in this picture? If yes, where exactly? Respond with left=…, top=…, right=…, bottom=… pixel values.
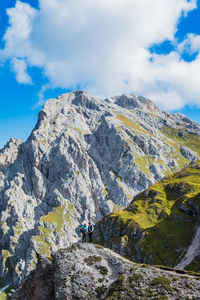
left=8, top=243, right=200, bottom=300
left=180, top=146, right=198, bottom=161
left=0, top=90, right=200, bottom=287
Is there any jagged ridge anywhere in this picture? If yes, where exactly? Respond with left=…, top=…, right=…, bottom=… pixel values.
left=0, top=90, right=200, bottom=288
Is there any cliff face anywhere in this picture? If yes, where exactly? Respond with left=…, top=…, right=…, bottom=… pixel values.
left=0, top=90, right=200, bottom=287
left=8, top=243, right=200, bottom=300
left=94, top=161, right=200, bottom=272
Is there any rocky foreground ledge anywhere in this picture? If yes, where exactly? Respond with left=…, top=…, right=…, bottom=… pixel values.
left=8, top=243, right=200, bottom=300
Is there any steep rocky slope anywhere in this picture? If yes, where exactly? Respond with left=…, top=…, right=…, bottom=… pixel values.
left=94, top=160, right=200, bottom=272
left=7, top=243, right=200, bottom=300
left=0, top=91, right=200, bottom=287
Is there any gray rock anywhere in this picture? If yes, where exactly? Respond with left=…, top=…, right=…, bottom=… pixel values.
left=180, top=146, right=198, bottom=161
left=8, top=243, right=200, bottom=300
left=0, top=90, right=200, bottom=287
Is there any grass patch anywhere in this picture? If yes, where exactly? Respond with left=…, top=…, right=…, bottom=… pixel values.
left=84, top=255, right=102, bottom=266
left=41, top=206, right=65, bottom=231
left=94, top=244, right=104, bottom=250
left=0, top=293, right=7, bottom=300
left=96, top=265, right=108, bottom=276
left=144, top=287, right=153, bottom=297
left=106, top=274, right=126, bottom=298
left=33, top=235, right=51, bottom=258
left=134, top=154, right=151, bottom=175
left=150, top=276, right=171, bottom=290
left=116, top=114, right=153, bottom=136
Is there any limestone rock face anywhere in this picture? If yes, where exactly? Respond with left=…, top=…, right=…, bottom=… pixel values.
left=8, top=243, right=200, bottom=300
left=180, top=146, right=198, bottom=161
left=0, top=90, right=200, bottom=287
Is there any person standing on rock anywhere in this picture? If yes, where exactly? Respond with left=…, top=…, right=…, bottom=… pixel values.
left=80, top=223, right=87, bottom=243
left=87, top=221, right=95, bottom=243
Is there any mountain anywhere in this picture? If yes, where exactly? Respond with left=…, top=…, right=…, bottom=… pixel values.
left=94, top=160, right=200, bottom=272
left=7, top=243, right=200, bottom=300
left=0, top=90, right=200, bottom=287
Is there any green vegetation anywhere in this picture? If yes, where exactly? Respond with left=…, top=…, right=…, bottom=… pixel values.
left=109, top=169, right=133, bottom=200
left=65, top=204, right=75, bottom=226
left=161, top=127, right=200, bottom=156
left=0, top=280, right=12, bottom=300
left=14, top=221, right=24, bottom=238
left=84, top=255, right=102, bottom=266
left=0, top=293, right=7, bottom=300
left=103, top=187, right=108, bottom=196
left=134, top=154, right=173, bottom=176
left=32, top=204, right=74, bottom=259
left=161, top=126, right=200, bottom=169
left=112, top=203, right=123, bottom=213
left=150, top=276, right=171, bottom=290
left=97, top=161, right=200, bottom=270
left=185, top=255, right=200, bottom=273
left=156, top=158, right=173, bottom=176
left=105, top=274, right=126, bottom=299
left=134, top=154, right=151, bottom=175
left=33, top=235, right=51, bottom=258
left=158, top=296, right=169, bottom=300
left=2, top=250, right=11, bottom=261
left=129, top=272, right=144, bottom=284
left=116, top=178, right=133, bottom=200
left=1, top=250, right=12, bottom=274
left=96, top=265, right=108, bottom=276
left=94, top=244, right=104, bottom=250
left=35, top=138, right=47, bottom=145
left=116, top=114, right=154, bottom=136
left=41, top=206, right=65, bottom=232
left=144, top=287, right=153, bottom=297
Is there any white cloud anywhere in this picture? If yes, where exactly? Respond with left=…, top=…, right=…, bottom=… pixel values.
left=0, top=1, right=44, bottom=65
left=178, top=33, right=200, bottom=54
left=0, top=0, right=199, bottom=110
left=12, top=58, right=32, bottom=84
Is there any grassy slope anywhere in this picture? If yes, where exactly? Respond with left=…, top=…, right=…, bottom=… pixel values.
left=96, top=161, right=200, bottom=271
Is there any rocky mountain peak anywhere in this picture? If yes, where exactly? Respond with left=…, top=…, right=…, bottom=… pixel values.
left=0, top=138, right=22, bottom=167
left=35, top=90, right=106, bottom=131
left=106, top=93, right=159, bottom=111
left=1, top=138, right=22, bottom=151
left=0, top=90, right=200, bottom=289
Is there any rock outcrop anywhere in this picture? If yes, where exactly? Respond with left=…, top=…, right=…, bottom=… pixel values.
left=94, top=160, right=200, bottom=272
left=8, top=243, right=200, bottom=300
left=0, top=90, right=200, bottom=287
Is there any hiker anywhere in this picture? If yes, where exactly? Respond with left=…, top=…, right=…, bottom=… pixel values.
left=80, top=223, right=87, bottom=243
left=87, top=221, right=95, bottom=243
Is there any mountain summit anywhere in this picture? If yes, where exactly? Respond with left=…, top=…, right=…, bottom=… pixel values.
left=0, top=91, right=200, bottom=287
left=107, top=93, right=159, bottom=111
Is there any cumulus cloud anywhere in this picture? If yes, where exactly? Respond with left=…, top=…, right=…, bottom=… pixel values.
left=12, top=58, right=32, bottom=84
left=0, top=0, right=199, bottom=109
left=178, top=33, right=200, bottom=54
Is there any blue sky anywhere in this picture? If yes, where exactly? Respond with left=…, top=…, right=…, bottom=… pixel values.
left=0, top=0, right=200, bottom=149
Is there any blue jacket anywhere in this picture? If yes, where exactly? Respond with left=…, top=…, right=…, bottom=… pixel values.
left=80, top=225, right=87, bottom=234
